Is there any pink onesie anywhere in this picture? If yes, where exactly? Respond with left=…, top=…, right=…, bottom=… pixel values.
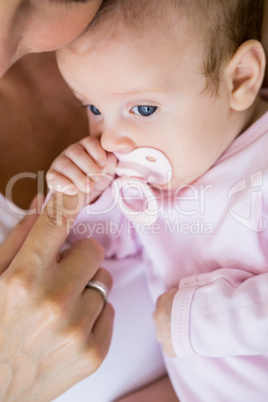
left=68, top=105, right=268, bottom=401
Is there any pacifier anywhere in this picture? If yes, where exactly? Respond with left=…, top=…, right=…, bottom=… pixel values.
left=112, top=147, right=173, bottom=224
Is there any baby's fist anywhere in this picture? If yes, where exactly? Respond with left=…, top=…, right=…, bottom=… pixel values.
left=153, top=288, right=178, bottom=357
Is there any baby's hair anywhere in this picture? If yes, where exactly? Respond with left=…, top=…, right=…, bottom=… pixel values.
left=87, top=0, right=264, bottom=94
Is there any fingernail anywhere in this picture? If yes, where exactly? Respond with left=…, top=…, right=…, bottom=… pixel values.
left=76, top=184, right=87, bottom=193
left=63, top=187, right=79, bottom=195
left=89, top=174, right=101, bottom=183
left=82, top=184, right=91, bottom=193
left=46, top=173, right=54, bottom=181
left=86, top=182, right=93, bottom=192
left=98, top=160, right=106, bottom=167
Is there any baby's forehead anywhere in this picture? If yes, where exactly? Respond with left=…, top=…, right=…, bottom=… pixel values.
left=63, top=4, right=193, bottom=59
left=81, top=0, right=206, bottom=43
left=56, top=5, right=202, bottom=87
left=57, top=31, right=98, bottom=67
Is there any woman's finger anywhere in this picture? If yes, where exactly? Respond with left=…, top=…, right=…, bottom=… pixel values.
left=0, top=194, right=42, bottom=274
left=11, top=192, right=85, bottom=272
left=90, top=302, right=115, bottom=359
left=51, top=240, right=106, bottom=295
left=68, top=277, right=113, bottom=344
left=82, top=266, right=113, bottom=307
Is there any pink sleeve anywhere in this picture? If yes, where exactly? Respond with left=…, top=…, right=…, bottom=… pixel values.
left=171, top=269, right=268, bottom=357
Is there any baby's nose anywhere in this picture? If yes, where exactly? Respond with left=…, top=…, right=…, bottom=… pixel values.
left=100, top=126, right=136, bottom=154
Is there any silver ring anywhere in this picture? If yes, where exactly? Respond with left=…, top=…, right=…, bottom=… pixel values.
left=86, top=280, right=109, bottom=305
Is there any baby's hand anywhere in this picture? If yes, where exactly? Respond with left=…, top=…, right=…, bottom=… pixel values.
left=153, top=288, right=178, bottom=357
left=46, top=137, right=117, bottom=203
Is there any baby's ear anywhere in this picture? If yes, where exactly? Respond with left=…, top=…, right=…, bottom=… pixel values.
left=225, top=40, right=266, bottom=111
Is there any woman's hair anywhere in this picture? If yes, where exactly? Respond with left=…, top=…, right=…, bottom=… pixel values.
left=88, top=0, right=264, bottom=92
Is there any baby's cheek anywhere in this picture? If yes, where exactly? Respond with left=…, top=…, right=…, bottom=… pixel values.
left=88, top=117, right=102, bottom=139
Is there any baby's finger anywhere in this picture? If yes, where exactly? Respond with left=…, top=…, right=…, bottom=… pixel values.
left=64, top=142, right=103, bottom=182
left=79, top=137, right=107, bottom=168
left=101, top=153, right=117, bottom=176
left=46, top=171, right=91, bottom=195
left=49, top=155, right=92, bottom=193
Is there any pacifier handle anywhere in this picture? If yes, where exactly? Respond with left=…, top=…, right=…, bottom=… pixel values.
left=114, top=147, right=172, bottom=185
left=112, top=176, right=158, bottom=225
left=113, top=147, right=173, bottom=225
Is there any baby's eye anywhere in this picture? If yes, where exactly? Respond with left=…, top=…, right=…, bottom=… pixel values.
left=88, top=105, right=101, bottom=115
left=131, top=105, right=158, bottom=117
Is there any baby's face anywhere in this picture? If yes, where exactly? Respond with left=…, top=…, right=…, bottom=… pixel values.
left=58, top=23, right=238, bottom=190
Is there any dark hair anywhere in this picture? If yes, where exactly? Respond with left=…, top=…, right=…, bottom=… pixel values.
left=88, top=0, right=264, bottom=93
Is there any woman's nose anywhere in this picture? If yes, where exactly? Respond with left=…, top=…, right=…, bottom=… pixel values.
left=0, top=2, right=27, bottom=77
left=100, top=125, right=136, bottom=154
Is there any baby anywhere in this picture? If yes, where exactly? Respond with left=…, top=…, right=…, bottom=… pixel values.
left=48, top=0, right=268, bottom=400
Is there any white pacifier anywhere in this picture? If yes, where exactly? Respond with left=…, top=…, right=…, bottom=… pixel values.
left=112, top=147, right=173, bottom=224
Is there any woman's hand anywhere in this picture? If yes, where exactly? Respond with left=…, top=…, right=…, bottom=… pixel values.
left=0, top=192, right=114, bottom=401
